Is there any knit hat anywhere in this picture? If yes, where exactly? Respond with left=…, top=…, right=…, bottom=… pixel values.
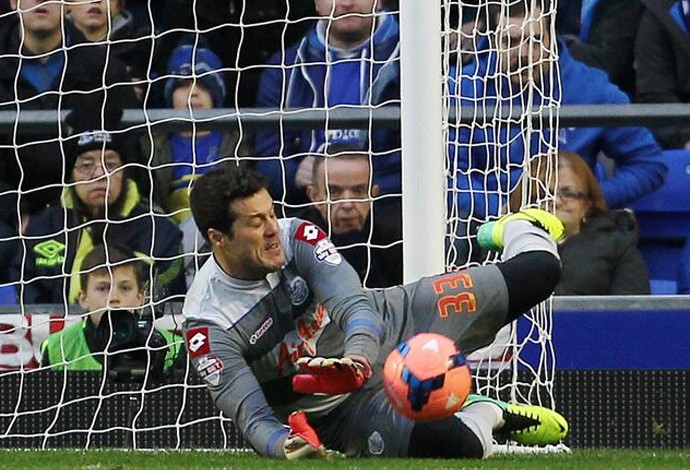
left=163, top=44, right=227, bottom=108
left=63, top=100, right=130, bottom=175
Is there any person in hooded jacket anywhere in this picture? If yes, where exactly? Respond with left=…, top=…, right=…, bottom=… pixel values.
left=253, top=0, right=401, bottom=206
left=448, top=0, right=666, bottom=225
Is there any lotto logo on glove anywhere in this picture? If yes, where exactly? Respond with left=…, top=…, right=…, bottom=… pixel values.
left=283, top=411, right=326, bottom=460
left=292, top=356, right=372, bottom=395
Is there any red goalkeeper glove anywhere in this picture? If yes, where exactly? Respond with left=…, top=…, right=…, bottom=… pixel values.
left=292, top=356, right=372, bottom=394
left=283, top=411, right=326, bottom=460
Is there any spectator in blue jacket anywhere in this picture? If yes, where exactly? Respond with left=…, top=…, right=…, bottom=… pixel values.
left=254, top=0, right=401, bottom=205
left=448, top=0, right=667, bottom=225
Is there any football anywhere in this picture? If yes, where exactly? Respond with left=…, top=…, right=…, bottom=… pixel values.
left=383, top=333, right=472, bottom=421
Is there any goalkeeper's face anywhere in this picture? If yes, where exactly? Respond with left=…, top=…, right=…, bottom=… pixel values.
left=214, top=189, right=285, bottom=280
left=496, top=10, right=552, bottom=88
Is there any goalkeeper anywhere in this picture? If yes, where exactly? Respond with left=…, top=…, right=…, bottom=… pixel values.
left=182, top=164, right=568, bottom=459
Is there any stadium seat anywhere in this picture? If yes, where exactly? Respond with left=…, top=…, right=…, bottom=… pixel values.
left=629, top=150, right=690, bottom=294
left=0, top=286, right=16, bottom=305
left=630, top=149, right=690, bottom=238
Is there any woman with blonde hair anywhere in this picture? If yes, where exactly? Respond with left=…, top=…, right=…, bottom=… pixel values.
left=512, top=150, right=650, bottom=295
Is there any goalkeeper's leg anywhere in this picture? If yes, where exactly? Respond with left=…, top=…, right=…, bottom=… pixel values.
left=405, top=209, right=562, bottom=350
left=485, top=209, right=563, bottom=323
left=408, top=397, right=568, bottom=459
left=407, top=403, right=501, bottom=458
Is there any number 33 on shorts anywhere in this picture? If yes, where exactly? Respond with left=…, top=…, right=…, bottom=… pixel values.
left=432, top=272, right=477, bottom=318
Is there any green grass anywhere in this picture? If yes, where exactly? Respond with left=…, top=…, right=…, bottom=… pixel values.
left=0, top=449, right=688, bottom=470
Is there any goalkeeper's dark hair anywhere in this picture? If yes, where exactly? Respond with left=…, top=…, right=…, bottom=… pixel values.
left=80, top=244, right=146, bottom=292
left=190, top=162, right=270, bottom=241
left=487, top=0, right=553, bottom=31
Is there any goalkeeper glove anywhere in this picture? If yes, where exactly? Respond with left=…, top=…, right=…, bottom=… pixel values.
left=292, top=356, right=372, bottom=394
left=283, top=411, right=326, bottom=460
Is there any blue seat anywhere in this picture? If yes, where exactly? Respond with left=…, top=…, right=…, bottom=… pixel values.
left=0, top=285, right=16, bottom=305
left=630, top=149, right=690, bottom=239
left=629, top=150, right=690, bottom=294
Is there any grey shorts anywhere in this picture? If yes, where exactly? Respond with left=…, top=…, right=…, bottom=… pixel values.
left=316, top=264, right=510, bottom=456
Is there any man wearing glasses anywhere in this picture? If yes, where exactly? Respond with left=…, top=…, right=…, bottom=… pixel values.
left=11, top=105, right=185, bottom=304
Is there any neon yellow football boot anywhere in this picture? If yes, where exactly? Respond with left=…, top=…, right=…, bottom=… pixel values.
left=462, top=394, right=569, bottom=445
left=476, top=208, right=565, bottom=251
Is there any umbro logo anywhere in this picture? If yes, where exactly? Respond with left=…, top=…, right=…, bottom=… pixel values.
left=34, top=239, right=65, bottom=268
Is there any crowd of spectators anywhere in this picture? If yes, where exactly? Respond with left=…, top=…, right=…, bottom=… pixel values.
left=0, top=0, right=689, bottom=319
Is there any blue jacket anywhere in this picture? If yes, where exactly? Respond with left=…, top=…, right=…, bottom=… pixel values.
left=254, top=13, right=401, bottom=203
left=448, top=39, right=667, bottom=219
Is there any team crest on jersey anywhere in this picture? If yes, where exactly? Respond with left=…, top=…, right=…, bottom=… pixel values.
left=314, top=238, right=342, bottom=266
left=368, top=431, right=385, bottom=455
left=186, top=327, right=210, bottom=358
left=295, top=222, right=326, bottom=246
left=287, top=276, right=309, bottom=306
left=196, top=355, right=224, bottom=386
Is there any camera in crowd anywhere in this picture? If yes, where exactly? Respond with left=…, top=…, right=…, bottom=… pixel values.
left=95, top=308, right=168, bottom=384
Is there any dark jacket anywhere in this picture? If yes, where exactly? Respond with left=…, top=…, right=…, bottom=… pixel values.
left=562, top=0, right=644, bottom=97
left=292, top=201, right=403, bottom=288
left=11, top=180, right=185, bottom=304
left=0, top=18, right=139, bottom=222
left=101, top=9, right=153, bottom=80
left=555, top=210, right=650, bottom=295
left=635, top=0, right=690, bottom=149
left=0, top=217, right=17, bottom=284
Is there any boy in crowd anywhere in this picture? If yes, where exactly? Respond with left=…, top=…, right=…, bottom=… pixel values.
left=41, top=244, right=182, bottom=377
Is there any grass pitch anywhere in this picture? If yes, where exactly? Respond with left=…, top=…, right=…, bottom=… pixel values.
left=0, top=449, right=688, bottom=470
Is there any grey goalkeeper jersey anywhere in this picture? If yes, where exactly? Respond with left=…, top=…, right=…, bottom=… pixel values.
left=182, top=218, right=385, bottom=457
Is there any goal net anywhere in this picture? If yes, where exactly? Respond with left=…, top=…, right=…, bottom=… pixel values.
left=444, top=0, right=560, bottom=407
left=0, top=0, right=560, bottom=449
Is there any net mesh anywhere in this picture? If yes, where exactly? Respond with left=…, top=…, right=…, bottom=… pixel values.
left=0, top=0, right=559, bottom=449
left=443, top=0, right=560, bottom=407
